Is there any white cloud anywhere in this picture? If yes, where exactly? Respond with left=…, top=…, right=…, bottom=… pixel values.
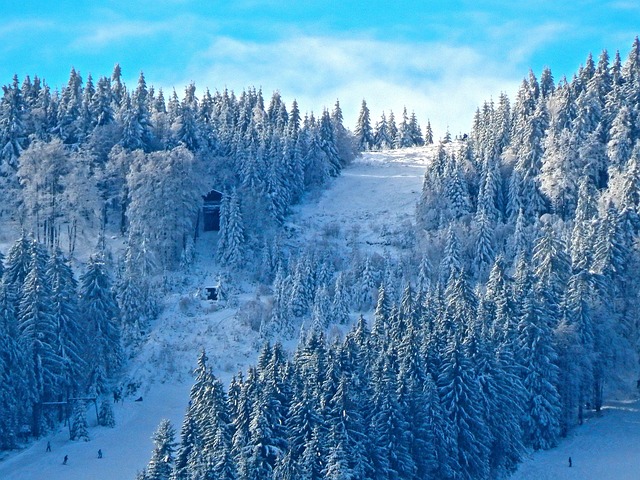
left=0, top=19, right=55, bottom=38
left=167, top=35, right=522, bottom=137
left=69, top=14, right=218, bottom=50
left=499, top=22, right=570, bottom=66
left=71, top=20, right=168, bottom=49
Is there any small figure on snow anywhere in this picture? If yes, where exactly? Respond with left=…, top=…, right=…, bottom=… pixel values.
left=98, top=449, right=103, bottom=459
left=46, top=441, right=51, bottom=452
left=568, top=456, right=572, bottom=467
left=63, top=454, right=68, bottom=465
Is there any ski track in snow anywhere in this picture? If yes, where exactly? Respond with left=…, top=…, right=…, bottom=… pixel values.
left=1, top=145, right=638, bottom=479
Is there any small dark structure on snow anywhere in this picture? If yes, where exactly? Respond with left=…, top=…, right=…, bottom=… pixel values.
left=204, top=277, right=225, bottom=302
left=203, top=189, right=223, bottom=231
left=205, top=286, right=218, bottom=301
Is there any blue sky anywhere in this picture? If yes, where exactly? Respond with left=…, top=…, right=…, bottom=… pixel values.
left=1, top=0, right=639, bottom=136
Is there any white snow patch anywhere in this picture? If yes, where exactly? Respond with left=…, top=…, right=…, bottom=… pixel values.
left=512, top=399, right=640, bottom=480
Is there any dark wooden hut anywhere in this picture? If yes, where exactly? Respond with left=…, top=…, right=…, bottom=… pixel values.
left=203, top=189, right=223, bottom=231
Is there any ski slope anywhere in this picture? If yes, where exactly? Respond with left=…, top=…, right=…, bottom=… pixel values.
left=288, top=146, right=431, bottom=254
left=0, top=145, right=638, bottom=479
left=512, top=399, right=640, bottom=480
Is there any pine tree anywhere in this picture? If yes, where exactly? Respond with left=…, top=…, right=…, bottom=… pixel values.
left=319, top=109, right=342, bottom=177
left=331, top=272, right=350, bottom=325
left=146, top=419, right=177, bottom=480
left=171, top=83, right=200, bottom=151
left=607, top=105, right=633, bottom=172
left=98, top=398, right=116, bottom=427
left=374, top=111, right=393, bottom=150
left=424, top=120, right=434, bottom=144
left=311, top=284, right=331, bottom=331
left=438, top=334, right=490, bottom=480
left=518, top=288, right=561, bottom=450
left=47, top=248, right=85, bottom=398
left=0, top=75, right=27, bottom=169
left=56, top=68, right=83, bottom=145
left=216, top=189, right=246, bottom=270
left=369, top=356, right=416, bottom=479
left=324, top=373, right=370, bottom=479
left=472, top=208, right=496, bottom=280
left=357, top=256, right=377, bottom=311
left=0, top=274, right=34, bottom=449
left=409, top=111, right=424, bottom=146
left=79, top=254, right=121, bottom=384
left=70, top=399, right=89, bottom=441
left=354, top=100, right=374, bottom=151
left=19, top=240, right=62, bottom=431
left=288, top=257, right=313, bottom=318
left=570, top=177, right=597, bottom=270
left=531, top=221, right=570, bottom=325
left=439, top=227, right=462, bottom=284
left=445, top=158, right=472, bottom=219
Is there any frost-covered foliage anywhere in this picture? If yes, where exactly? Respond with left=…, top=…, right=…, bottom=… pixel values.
left=0, top=67, right=360, bottom=275
left=98, top=398, right=116, bottom=428
left=146, top=37, right=640, bottom=480
left=409, top=37, right=640, bottom=467
left=70, top=399, right=89, bottom=441
left=153, top=273, right=530, bottom=480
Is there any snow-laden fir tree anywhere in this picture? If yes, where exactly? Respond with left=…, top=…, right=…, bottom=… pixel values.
left=70, top=399, right=89, bottom=441
left=374, top=111, right=394, bottom=150
left=146, top=419, right=177, bottom=480
left=331, top=272, right=350, bottom=325
left=216, top=189, right=246, bottom=271
left=354, top=99, right=374, bottom=151
left=517, top=282, right=561, bottom=450
left=19, top=240, right=62, bottom=435
left=79, top=254, right=121, bottom=387
left=47, top=248, right=85, bottom=398
left=98, top=398, right=116, bottom=428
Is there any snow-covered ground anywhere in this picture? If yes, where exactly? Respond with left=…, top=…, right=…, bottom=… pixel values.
left=0, top=383, right=190, bottom=480
left=512, top=399, right=640, bottom=480
left=286, top=147, right=432, bottom=258
left=1, top=145, right=638, bottom=479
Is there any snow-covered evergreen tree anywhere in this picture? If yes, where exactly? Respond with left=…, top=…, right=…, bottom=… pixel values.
left=98, top=398, right=116, bottom=428
left=216, top=189, right=246, bottom=270
left=70, top=399, right=89, bottom=441
left=354, top=99, right=374, bottom=151
left=146, top=419, right=177, bottom=480
left=79, top=254, right=121, bottom=385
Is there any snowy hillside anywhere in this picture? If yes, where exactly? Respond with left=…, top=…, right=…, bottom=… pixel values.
left=0, top=146, right=436, bottom=480
left=1, top=143, right=639, bottom=480
left=286, top=146, right=435, bottom=256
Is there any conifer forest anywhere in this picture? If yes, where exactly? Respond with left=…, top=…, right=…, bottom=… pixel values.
left=2, top=35, right=640, bottom=480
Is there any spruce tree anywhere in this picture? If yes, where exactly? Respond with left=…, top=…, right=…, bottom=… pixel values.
left=70, top=399, right=89, bottom=441
left=216, top=189, right=246, bottom=270
left=146, top=419, right=177, bottom=480
left=354, top=100, right=374, bottom=151
left=79, top=254, right=121, bottom=384
left=518, top=288, right=561, bottom=450
left=98, top=398, right=116, bottom=427
left=19, top=240, right=62, bottom=434
left=47, top=248, right=85, bottom=398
